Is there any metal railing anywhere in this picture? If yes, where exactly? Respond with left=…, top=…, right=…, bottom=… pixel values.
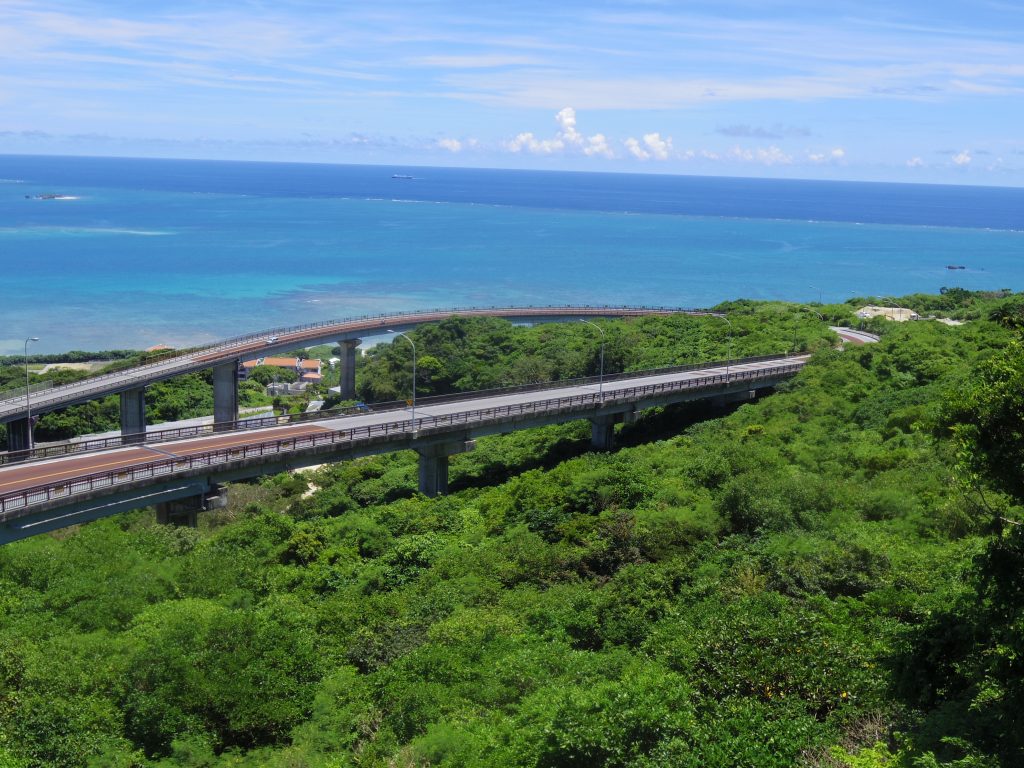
left=0, top=305, right=700, bottom=418
left=0, top=354, right=787, bottom=466
left=0, top=361, right=803, bottom=519
left=0, top=380, right=53, bottom=403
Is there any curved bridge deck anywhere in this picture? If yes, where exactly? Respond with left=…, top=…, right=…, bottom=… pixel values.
left=0, top=305, right=697, bottom=424
left=0, top=354, right=807, bottom=543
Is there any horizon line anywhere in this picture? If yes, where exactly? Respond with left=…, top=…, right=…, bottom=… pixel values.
left=3, top=151, right=1022, bottom=192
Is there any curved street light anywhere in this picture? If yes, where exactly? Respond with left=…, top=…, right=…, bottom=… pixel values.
left=387, top=330, right=416, bottom=427
left=579, top=319, right=606, bottom=401
left=24, top=337, right=39, bottom=450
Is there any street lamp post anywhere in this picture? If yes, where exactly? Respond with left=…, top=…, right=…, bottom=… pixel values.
left=708, top=315, right=733, bottom=379
left=809, top=284, right=822, bottom=304
left=24, top=337, right=39, bottom=450
left=387, top=330, right=416, bottom=427
left=579, top=319, right=605, bottom=401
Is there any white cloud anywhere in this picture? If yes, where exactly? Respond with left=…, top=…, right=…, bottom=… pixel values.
left=760, top=146, right=793, bottom=165
left=953, top=150, right=972, bottom=166
left=624, top=137, right=649, bottom=160
left=506, top=131, right=563, bottom=154
left=622, top=132, right=674, bottom=161
left=506, top=107, right=615, bottom=158
left=555, top=106, right=580, bottom=142
left=437, top=137, right=462, bottom=152
left=730, top=145, right=792, bottom=165
left=643, top=132, right=672, bottom=160
left=584, top=132, right=613, bottom=158
left=808, top=147, right=846, bottom=164
left=906, top=156, right=924, bottom=167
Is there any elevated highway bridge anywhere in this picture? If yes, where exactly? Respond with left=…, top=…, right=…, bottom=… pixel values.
left=0, top=305, right=702, bottom=452
left=0, top=353, right=807, bottom=544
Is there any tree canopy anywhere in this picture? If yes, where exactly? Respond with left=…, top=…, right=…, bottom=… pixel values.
left=2, top=293, right=1024, bottom=766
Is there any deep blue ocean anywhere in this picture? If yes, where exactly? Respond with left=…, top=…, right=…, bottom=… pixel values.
left=1, top=154, right=1022, bottom=354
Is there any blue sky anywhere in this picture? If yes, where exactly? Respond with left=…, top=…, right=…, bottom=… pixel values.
left=2, top=1, right=1022, bottom=185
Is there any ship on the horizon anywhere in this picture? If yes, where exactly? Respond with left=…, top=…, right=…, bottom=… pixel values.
left=391, top=174, right=414, bottom=180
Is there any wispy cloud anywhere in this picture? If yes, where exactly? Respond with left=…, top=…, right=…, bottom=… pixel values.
left=0, top=2, right=1021, bottom=182
left=728, top=145, right=793, bottom=165
left=807, top=147, right=846, bottom=164
left=409, top=54, right=545, bottom=69
left=716, top=124, right=812, bottom=139
left=6, top=3, right=1024, bottom=111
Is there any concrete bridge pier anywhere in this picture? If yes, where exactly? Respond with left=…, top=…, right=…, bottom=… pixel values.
left=213, top=361, right=240, bottom=431
left=338, top=339, right=361, bottom=400
left=155, top=485, right=226, bottom=527
left=5, top=417, right=32, bottom=455
left=120, top=387, right=147, bottom=443
left=590, top=414, right=619, bottom=451
left=416, top=439, right=475, bottom=497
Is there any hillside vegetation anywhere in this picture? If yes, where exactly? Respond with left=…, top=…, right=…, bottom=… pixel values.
left=1, top=295, right=1022, bottom=767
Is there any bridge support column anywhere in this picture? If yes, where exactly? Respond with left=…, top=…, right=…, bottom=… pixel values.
left=120, top=387, right=147, bottom=443
left=416, top=439, right=475, bottom=497
left=5, top=417, right=32, bottom=455
left=155, top=486, right=226, bottom=528
left=590, top=415, right=619, bottom=451
left=418, top=453, right=449, bottom=498
left=213, top=361, right=240, bottom=432
left=338, top=339, right=361, bottom=400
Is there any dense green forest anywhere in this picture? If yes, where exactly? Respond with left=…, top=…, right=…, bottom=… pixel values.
left=1, top=294, right=1023, bottom=767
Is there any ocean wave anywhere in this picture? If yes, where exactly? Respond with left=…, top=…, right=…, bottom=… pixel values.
left=0, top=178, right=24, bottom=183
left=88, top=227, right=173, bottom=236
left=0, top=226, right=174, bottom=237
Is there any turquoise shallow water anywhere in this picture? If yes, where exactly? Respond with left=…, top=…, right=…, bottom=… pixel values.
left=1, top=155, right=1022, bottom=353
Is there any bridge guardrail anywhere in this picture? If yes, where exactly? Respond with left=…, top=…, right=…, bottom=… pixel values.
left=0, top=381, right=53, bottom=403
left=0, top=305, right=700, bottom=418
left=0, top=362, right=803, bottom=520
left=0, top=354, right=787, bottom=466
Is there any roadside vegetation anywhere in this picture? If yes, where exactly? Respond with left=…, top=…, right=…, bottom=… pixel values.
left=0, top=292, right=1023, bottom=766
